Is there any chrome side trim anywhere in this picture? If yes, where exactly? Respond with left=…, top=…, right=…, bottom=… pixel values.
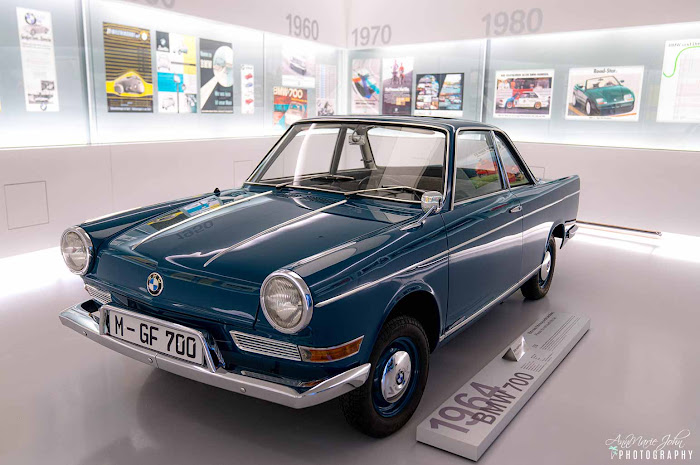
left=439, top=264, right=542, bottom=342
left=314, top=251, right=449, bottom=308
left=231, top=331, right=302, bottom=361
left=203, top=199, right=347, bottom=267
left=59, top=302, right=370, bottom=409
left=314, top=190, right=580, bottom=308
left=286, top=241, right=357, bottom=268
left=132, top=191, right=272, bottom=250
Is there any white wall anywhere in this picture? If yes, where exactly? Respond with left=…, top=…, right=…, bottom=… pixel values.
left=345, top=0, right=700, bottom=47
left=518, top=142, right=698, bottom=235
left=0, top=137, right=276, bottom=258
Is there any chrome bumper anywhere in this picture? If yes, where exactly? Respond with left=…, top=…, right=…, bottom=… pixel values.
left=59, top=302, right=370, bottom=409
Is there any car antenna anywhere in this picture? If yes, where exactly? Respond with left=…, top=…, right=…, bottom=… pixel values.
left=213, top=187, right=220, bottom=196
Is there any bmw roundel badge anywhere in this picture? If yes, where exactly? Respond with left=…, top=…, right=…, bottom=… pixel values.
left=147, top=272, right=163, bottom=296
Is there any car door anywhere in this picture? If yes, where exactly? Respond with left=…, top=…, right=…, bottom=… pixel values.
left=441, top=130, right=523, bottom=331
left=492, top=131, right=552, bottom=277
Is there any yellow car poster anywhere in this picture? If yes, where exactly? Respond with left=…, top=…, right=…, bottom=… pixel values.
left=103, top=22, right=153, bottom=112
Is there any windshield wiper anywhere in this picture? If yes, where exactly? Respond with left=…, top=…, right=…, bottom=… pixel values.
left=344, top=185, right=426, bottom=199
left=275, top=174, right=355, bottom=188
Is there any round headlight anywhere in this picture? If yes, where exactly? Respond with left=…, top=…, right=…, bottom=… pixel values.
left=60, top=226, right=93, bottom=275
left=260, top=270, right=313, bottom=334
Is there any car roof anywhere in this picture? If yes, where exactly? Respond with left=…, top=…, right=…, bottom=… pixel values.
left=300, top=115, right=497, bottom=132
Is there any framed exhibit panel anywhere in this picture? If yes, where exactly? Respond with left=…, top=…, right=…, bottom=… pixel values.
left=483, top=22, right=700, bottom=151
left=347, top=40, right=487, bottom=121
left=86, top=0, right=266, bottom=144
left=0, top=0, right=89, bottom=148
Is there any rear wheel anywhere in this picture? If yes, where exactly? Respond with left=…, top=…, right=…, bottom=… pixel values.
left=340, top=316, right=429, bottom=438
left=521, top=235, right=556, bottom=300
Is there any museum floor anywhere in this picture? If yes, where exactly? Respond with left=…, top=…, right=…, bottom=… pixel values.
left=1, top=226, right=698, bottom=465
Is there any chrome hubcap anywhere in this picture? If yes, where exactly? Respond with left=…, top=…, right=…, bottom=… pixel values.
left=540, top=250, right=552, bottom=282
left=380, top=350, right=412, bottom=403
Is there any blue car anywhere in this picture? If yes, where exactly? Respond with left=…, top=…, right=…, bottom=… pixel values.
left=59, top=116, right=580, bottom=437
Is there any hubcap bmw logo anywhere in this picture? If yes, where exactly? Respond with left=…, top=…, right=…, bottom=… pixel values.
left=147, top=272, right=163, bottom=296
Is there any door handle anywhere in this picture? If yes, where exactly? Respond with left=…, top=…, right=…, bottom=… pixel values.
left=509, top=205, right=522, bottom=213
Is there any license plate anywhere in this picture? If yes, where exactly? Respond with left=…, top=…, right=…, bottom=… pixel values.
left=107, top=308, right=204, bottom=365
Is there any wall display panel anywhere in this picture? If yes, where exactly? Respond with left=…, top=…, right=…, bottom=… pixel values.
left=103, top=22, right=153, bottom=113
left=565, top=66, right=644, bottom=121
left=240, top=64, right=255, bottom=114
left=0, top=0, right=89, bottom=148
left=16, top=7, right=60, bottom=112
left=350, top=58, right=381, bottom=114
left=316, top=64, right=337, bottom=115
left=381, top=57, right=413, bottom=115
left=349, top=40, right=486, bottom=120
left=264, top=34, right=342, bottom=133
left=493, top=70, right=553, bottom=119
left=88, top=0, right=266, bottom=143
left=657, top=38, right=700, bottom=123
left=156, top=31, right=197, bottom=114
left=272, top=86, right=308, bottom=129
left=199, top=38, right=234, bottom=113
left=484, top=22, right=700, bottom=151
left=415, top=73, right=464, bottom=117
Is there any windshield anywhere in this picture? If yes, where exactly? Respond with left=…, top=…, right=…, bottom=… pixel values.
left=586, top=76, right=621, bottom=90
left=250, top=122, right=446, bottom=202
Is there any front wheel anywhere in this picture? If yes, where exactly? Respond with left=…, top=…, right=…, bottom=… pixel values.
left=521, top=235, right=556, bottom=300
left=340, top=315, right=429, bottom=438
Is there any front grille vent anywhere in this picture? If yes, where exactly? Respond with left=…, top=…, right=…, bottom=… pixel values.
left=230, top=331, right=301, bottom=361
left=85, top=284, right=111, bottom=305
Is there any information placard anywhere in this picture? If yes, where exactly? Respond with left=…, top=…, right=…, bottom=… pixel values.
left=417, top=312, right=590, bottom=461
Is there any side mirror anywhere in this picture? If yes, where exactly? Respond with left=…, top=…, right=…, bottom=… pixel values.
left=421, top=191, right=443, bottom=213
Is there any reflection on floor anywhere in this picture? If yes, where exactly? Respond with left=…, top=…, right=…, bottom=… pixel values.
left=1, top=227, right=698, bottom=465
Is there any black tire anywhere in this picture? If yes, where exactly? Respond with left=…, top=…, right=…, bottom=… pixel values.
left=340, top=315, right=430, bottom=438
left=521, top=235, right=556, bottom=300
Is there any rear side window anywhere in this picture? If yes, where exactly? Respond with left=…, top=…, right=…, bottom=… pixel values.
left=454, top=131, right=504, bottom=202
left=494, top=134, right=530, bottom=187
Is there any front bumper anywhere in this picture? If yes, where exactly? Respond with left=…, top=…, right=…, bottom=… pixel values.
left=59, top=301, right=370, bottom=409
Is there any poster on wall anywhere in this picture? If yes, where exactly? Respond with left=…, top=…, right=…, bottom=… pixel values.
left=199, top=38, right=233, bottom=113
left=272, top=87, right=307, bottom=129
left=103, top=23, right=153, bottom=113
left=281, top=44, right=315, bottom=88
left=351, top=58, right=380, bottom=115
left=566, top=67, right=644, bottom=121
left=16, top=8, right=59, bottom=112
left=156, top=31, right=197, bottom=113
left=381, top=57, right=413, bottom=115
left=240, top=65, right=255, bottom=115
left=415, top=73, right=464, bottom=117
left=493, top=70, right=553, bottom=119
left=316, top=64, right=336, bottom=116
left=657, top=39, right=700, bottom=123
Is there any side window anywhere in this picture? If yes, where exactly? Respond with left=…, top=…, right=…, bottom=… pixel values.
left=454, top=131, right=504, bottom=202
left=494, top=134, right=530, bottom=188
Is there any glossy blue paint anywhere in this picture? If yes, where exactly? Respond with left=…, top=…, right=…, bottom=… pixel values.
left=72, top=116, right=579, bottom=388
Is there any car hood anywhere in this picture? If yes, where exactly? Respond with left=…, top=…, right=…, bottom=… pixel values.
left=90, top=188, right=417, bottom=326
left=586, top=85, right=631, bottom=101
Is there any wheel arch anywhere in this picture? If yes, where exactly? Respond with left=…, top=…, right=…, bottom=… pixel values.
left=380, top=283, right=442, bottom=352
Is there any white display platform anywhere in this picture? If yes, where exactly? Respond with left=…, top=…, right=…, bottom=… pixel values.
left=417, top=312, right=590, bottom=461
